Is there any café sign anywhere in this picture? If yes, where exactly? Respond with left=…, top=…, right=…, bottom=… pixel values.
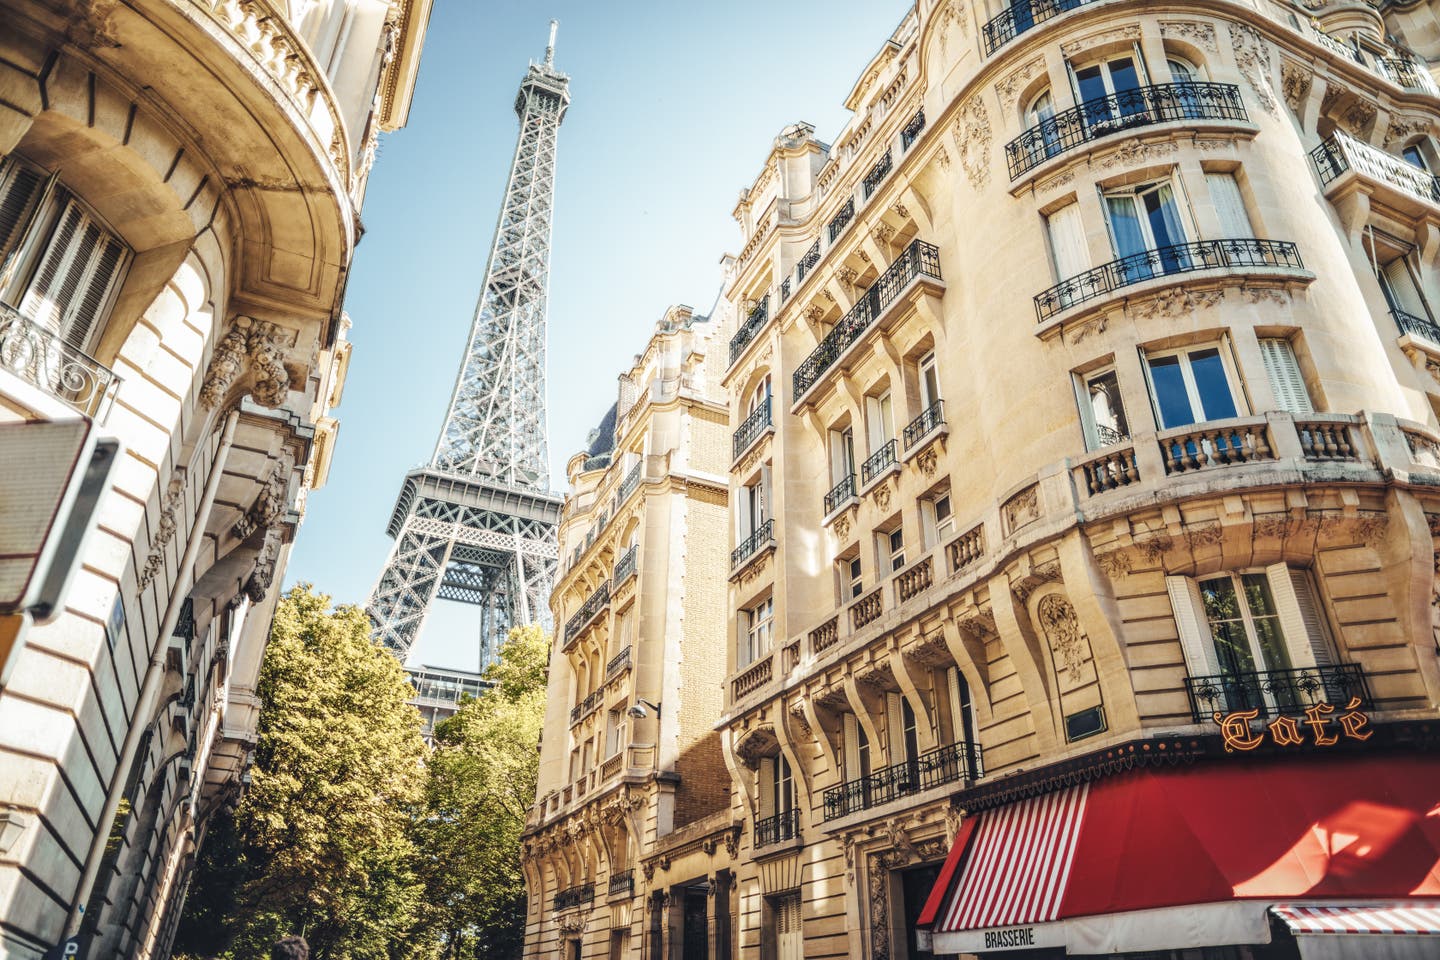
left=1213, top=697, right=1373, bottom=753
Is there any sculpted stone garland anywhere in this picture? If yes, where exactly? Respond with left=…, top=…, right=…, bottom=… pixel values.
left=200, top=319, right=290, bottom=410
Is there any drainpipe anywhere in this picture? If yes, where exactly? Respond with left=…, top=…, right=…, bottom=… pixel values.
left=65, top=409, right=240, bottom=938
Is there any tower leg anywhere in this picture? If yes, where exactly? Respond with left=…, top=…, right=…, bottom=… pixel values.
left=367, top=510, right=456, bottom=660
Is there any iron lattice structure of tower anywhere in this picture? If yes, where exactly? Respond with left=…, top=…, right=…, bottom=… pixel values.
left=368, top=24, right=568, bottom=667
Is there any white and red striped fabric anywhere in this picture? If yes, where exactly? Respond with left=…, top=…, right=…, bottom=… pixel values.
left=938, top=783, right=1090, bottom=932
left=1273, top=904, right=1440, bottom=935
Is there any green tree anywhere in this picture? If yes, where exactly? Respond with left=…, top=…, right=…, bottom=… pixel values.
left=175, top=585, right=429, bottom=959
left=413, top=625, right=548, bottom=959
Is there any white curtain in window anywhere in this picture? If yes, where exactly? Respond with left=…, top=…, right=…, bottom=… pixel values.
left=1047, top=201, right=1090, bottom=282
left=1206, top=173, right=1254, bottom=239
left=1258, top=338, right=1314, bottom=414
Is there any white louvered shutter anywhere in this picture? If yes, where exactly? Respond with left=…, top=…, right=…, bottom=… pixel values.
left=776, top=894, right=803, bottom=960
left=759, top=464, right=771, bottom=525
left=1047, top=201, right=1090, bottom=280
left=1207, top=172, right=1254, bottom=238
left=886, top=692, right=907, bottom=765
left=17, top=200, right=125, bottom=350
left=0, top=159, right=45, bottom=282
left=1266, top=564, right=1335, bottom=668
left=758, top=757, right=775, bottom=819
left=842, top=712, right=861, bottom=780
left=1166, top=575, right=1220, bottom=676
left=1259, top=338, right=1314, bottom=414
left=947, top=666, right=966, bottom=743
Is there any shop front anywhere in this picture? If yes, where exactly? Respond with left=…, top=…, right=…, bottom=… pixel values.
left=918, top=746, right=1440, bottom=959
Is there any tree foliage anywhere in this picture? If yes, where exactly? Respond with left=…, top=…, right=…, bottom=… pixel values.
left=412, top=625, right=548, bottom=959
left=175, top=586, right=429, bottom=959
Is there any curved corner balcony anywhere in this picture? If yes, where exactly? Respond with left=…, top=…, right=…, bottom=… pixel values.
left=1034, top=238, right=1305, bottom=326
left=793, top=239, right=942, bottom=404
left=1006, top=83, right=1246, bottom=181
left=1311, top=131, right=1440, bottom=218
left=0, top=304, right=122, bottom=420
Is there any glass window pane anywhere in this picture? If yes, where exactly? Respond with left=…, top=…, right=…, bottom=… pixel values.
left=1107, top=195, right=1148, bottom=259
left=1200, top=576, right=1257, bottom=675
left=1143, top=185, right=1188, bottom=250
left=1107, top=58, right=1140, bottom=92
left=1075, top=65, right=1107, bottom=103
left=1148, top=355, right=1195, bottom=427
left=1188, top=348, right=1238, bottom=420
left=1087, top=369, right=1129, bottom=443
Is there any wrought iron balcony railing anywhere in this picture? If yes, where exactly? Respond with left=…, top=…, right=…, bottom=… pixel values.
left=823, top=740, right=983, bottom=821
left=1006, top=82, right=1246, bottom=180
left=729, top=295, right=772, bottom=366
left=1034, top=238, right=1303, bottom=323
left=1311, top=131, right=1440, bottom=205
left=731, top=518, right=774, bottom=570
left=1378, top=56, right=1439, bottom=94
left=863, top=149, right=893, bottom=198
left=554, top=883, right=595, bottom=911
left=861, top=439, right=897, bottom=485
left=755, top=807, right=801, bottom=847
left=903, top=400, right=945, bottom=450
left=733, top=396, right=773, bottom=461
left=613, top=544, right=638, bottom=587
left=1183, top=663, right=1372, bottom=723
left=794, top=239, right=942, bottom=398
left=609, top=870, right=634, bottom=897
left=824, top=473, right=857, bottom=516
left=606, top=644, right=632, bottom=678
left=780, top=277, right=792, bottom=303
left=982, top=0, right=1098, bottom=56
left=1393, top=308, right=1440, bottom=345
left=564, top=581, right=611, bottom=645
left=796, top=239, right=821, bottom=284
left=568, top=689, right=602, bottom=726
left=828, top=198, right=855, bottom=242
left=902, top=109, right=926, bottom=150
left=617, top=461, right=643, bottom=506
left=0, top=304, right=122, bottom=420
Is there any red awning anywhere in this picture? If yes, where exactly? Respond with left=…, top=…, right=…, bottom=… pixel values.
left=1273, top=903, right=1440, bottom=935
left=927, top=754, right=1440, bottom=951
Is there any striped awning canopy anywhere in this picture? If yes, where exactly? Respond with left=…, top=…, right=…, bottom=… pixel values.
left=1273, top=903, right=1440, bottom=936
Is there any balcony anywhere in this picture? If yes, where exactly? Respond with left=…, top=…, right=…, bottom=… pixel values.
left=1034, top=238, right=1304, bottom=324
left=613, top=544, right=638, bottom=589
left=795, top=240, right=821, bottom=284
left=849, top=588, right=882, bottom=631
left=733, top=396, right=773, bottom=462
left=982, top=0, right=1100, bottom=56
left=1311, top=132, right=1440, bottom=210
left=0, top=304, right=122, bottom=420
left=824, top=473, right=857, bottom=517
left=609, top=869, right=634, bottom=897
left=903, top=400, right=945, bottom=451
left=1377, top=57, right=1439, bottom=94
left=1182, top=663, right=1372, bottom=723
left=827, top=198, right=855, bottom=242
left=569, top=689, right=602, bottom=726
left=729, top=295, right=771, bottom=367
left=823, top=740, right=982, bottom=821
left=901, top=109, right=926, bottom=151
left=606, top=644, right=632, bottom=679
left=860, top=439, right=898, bottom=486
left=863, top=149, right=893, bottom=199
left=896, top=555, right=933, bottom=604
left=810, top=615, right=840, bottom=655
left=617, top=461, right=642, bottom=506
left=554, top=883, right=595, bottom=911
left=755, top=808, right=800, bottom=848
left=731, top=518, right=775, bottom=571
left=946, top=523, right=986, bottom=572
left=732, top=653, right=773, bottom=701
left=1005, top=82, right=1246, bottom=180
left=1393, top=308, right=1440, bottom=346
left=794, top=239, right=943, bottom=401
left=1158, top=418, right=1274, bottom=475
left=563, top=581, right=611, bottom=647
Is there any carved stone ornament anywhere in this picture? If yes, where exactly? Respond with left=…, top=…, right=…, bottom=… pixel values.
left=1129, top=286, right=1223, bottom=321
left=1281, top=60, right=1313, bottom=114
left=234, top=455, right=293, bottom=540
left=139, top=469, right=187, bottom=589
left=907, top=630, right=951, bottom=667
left=1100, top=138, right=1177, bottom=171
left=836, top=265, right=859, bottom=287
left=1385, top=115, right=1431, bottom=150
left=833, top=512, right=851, bottom=541
left=1350, top=513, right=1389, bottom=547
left=1061, top=24, right=1141, bottom=58
left=724, top=822, right=742, bottom=858
left=891, top=199, right=910, bottom=220
left=944, top=805, right=964, bottom=845
left=872, top=478, right=892, bottom=511
left=1159, top=20, right=1218, bottom=54
left=557, top=913, right=585, bottom=934
left=856, top=662, right=895, bottom=692
left=199, top=326, right=248, bottom=409
left=1229, top=22, right=1277, bottom=115
left=1094, top=549, right=1131, bottom=578
left=916, top=447, right=939, bottom=477
left=801, top=303, right=825, bottom=325
left=951, top=95, right=992, bottom=189
left=1136, top=533, right=1173, bottom=562
left=733, top=727, right=777, bottom=770
left=936, top=0, right=967, bottom=52
left=1038, top=593, right=1086, bottom=681
left=244, top=527, right=281, bottom=602
left=935, top=143, right=952, bottom=172
left=1002, top=484, right=1040, bottom=535
left=1245, top=287, right=1288, bottom=306
left=995, top=56, right=1045, bottom=105
left=871, top=222, right=896, bottom=246
left=788, top=698, right=812, bottom=734
left=1184, top=523, right=1225, bottom=550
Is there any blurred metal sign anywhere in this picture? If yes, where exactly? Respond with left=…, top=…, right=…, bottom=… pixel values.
left=0, top=418, right=120, bottom=620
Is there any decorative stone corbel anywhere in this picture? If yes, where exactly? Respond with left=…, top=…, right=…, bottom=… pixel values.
left=199, top=318, right=291, bottom=410
left=234, top=455, right=293, bottom=540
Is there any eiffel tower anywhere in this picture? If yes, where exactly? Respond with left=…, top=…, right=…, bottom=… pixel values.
left=368, top=22, right=568, bottom=669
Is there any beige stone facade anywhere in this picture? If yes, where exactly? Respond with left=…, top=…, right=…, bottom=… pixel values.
left=524, top=305, right=740, bottom=959
left=0, top=1, right=428, bottom=956
left=532, top=1, right=1440, bottom=958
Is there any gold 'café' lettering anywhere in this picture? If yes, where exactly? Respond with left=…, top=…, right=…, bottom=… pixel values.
left=1214, top=697, right=1373, bottom=753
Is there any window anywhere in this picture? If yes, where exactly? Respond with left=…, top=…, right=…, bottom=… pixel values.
left=879, top=527, right=905, bottom=574
left=1071, top=52, right=1146, bottom=128
left=865, top=389, right=894, bottom=455
left=1206, top=172, right=1254, bottom=239
left=918, top=352, right=941, bottom=411
left=748, top=375, right=772, bottom=415
left=1025, top=87, right=1062, bottom=164
left=842, top=712, right=871, bottom=781
left=887, top=692, right=919, bottom=776
left=1403, top=143, right=1429, bottom=171
left=1258, top=338, right=1313, bottom=414
left=1168, top=57, right=1207, bottom=119
left=921, top=491, right=954, bottom=549
left=828, top=425, right=856, bottom=486
left=839, top=554, right=863, bottom=601
left=946, top=666, right=980, bottom=779
left=1076, top=366, right=1131, bottom=449
left=741, top=596, right=774, bottom=668
left=738, top=465, right=771, bottom=541
left=0, top=157, right=128, bottom=351
left=1104, top=179, right=1191, bottom=275
left=1167, top=565, right=1336, bottom=710
left=1373, top=242, right=1432, bottom=329
left=1046, top=200, right=1090, bottom=289
left=773, top=893, right=803, bottom=960
left=605, top=708, right=625, bottom=758
left=1143, top=343, right=1241, bottom=429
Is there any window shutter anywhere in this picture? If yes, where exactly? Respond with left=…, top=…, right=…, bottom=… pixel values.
left=1259, top=338, right=1313, bottom=414
left=843, top=712, right=861, bottom=780
left=1266, top=564, right=1334, bottom=668
left=19, top=202, right=84, bottom=332
left=947, top=666, right=965, bottom=743
left=1047, top=201, right=1090, bottom=281
left=0, top=159, right=45, bottom=283
left=1206, top=172, right=1254, bottom=238
left=65, top=232, right=125, bottom=352
left=758, top=758, right=775, bottom=818
left=1166, top=575, right=1219, bottom=676
left=777, top=894, right=803, bottom=960
left=886, top=692, right=907, bottom=764
left=759, top=464, right=771, bottom=524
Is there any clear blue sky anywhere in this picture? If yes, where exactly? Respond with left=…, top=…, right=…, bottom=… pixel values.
left=287, top=0, right=911, bottom=671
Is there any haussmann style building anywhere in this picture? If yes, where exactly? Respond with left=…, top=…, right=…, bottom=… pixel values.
left=530, top=0, right=1440, bottom=958
left=0, top=0, right=430, bottom=956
